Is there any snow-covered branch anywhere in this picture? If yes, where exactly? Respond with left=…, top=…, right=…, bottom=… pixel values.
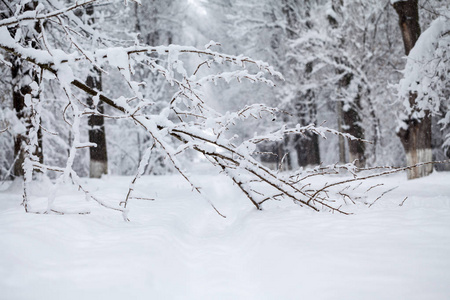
left=1, top=0, right=428, bottom=219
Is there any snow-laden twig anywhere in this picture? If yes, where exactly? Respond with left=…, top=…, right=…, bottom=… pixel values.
left=307, top=160, right=450, bottom=206
left=121, top=143, right=155, bottom=209
left=1, top=36, right=386, bottom=214
left=0, top=0, right=99, bottom=28
left=368, top=186, right=398, bottom=208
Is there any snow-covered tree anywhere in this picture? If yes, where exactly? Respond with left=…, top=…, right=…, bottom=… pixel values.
left=1, top=0, right=44, bottom=177
left=394, top=9, right=450, bottom=175
left=291, top=0, right=395, bottom=168
left=392, top=0, right=450, bottom=178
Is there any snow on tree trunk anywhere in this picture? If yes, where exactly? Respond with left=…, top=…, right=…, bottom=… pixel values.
left=393, top=0, right=432, bottom=179
left=11, top=1, right=43, bottom=177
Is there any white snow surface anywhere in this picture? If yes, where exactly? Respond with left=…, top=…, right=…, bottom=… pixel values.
left=1, top=168, right=450, bottom=300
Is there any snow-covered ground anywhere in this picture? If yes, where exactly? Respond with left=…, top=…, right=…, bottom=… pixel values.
left=1, top=169, right=450, bottom=300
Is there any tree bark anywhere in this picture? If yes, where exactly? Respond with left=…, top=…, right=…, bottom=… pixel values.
left=393, top=0, right=432, bottom=179
left=392, top=0, right=421, bottom=56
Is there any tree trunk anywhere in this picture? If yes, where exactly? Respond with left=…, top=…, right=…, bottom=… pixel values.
left=293, top=88, right=320, bottom=167
left=11, top=1, right=43, bottom=177
left=393, top=0, right=432, bottom=179
left=327, top=1, right=365, bottom=167
left=86, top=71, right=108, bottom=178
left=343, top=90, right=365, bottom=167
left=398, top=112, right=432, bottom=179
left=282, top=2, right=321, bottom=168
left=392, top=0, right=421, bottom=56
left=86, top=3, right=108, bottom=178
left=336, top=98, right=346, bottom=164
left=338, top=73, right=366, bottom=167
left=294, top=133, right=320, bottom=167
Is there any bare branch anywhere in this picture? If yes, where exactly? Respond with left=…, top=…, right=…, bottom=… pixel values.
left=0, top=0, right=100, bottom=28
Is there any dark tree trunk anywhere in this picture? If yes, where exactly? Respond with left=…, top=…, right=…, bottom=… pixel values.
left=343, top=87, right=365, bottom=167
left=293, top=88, right=321, bottom=167
left=337, top=72, right=366, bottom=168
left=294, top=133, right=320, bottom=167
left=11, top=1, right=43, bottom=177
left=392, top=0, right=421, bottom=56
left=393, top=0, right=432, bottom=179
left=336, top=98, right=346, bottom=163
left=327, top=1, right=366, bottom=167
left=86, top=71, right=108, bottom=178
left=86, top=3, right=107, bottom=178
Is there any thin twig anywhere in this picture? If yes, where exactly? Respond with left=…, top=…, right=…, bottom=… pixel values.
left=399, top=197, right=408, bottom=207
left=368, top=186, right=398, bottom=208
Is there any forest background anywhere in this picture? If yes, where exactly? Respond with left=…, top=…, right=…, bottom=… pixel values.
left=0, top=0, right=449, bottom=209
